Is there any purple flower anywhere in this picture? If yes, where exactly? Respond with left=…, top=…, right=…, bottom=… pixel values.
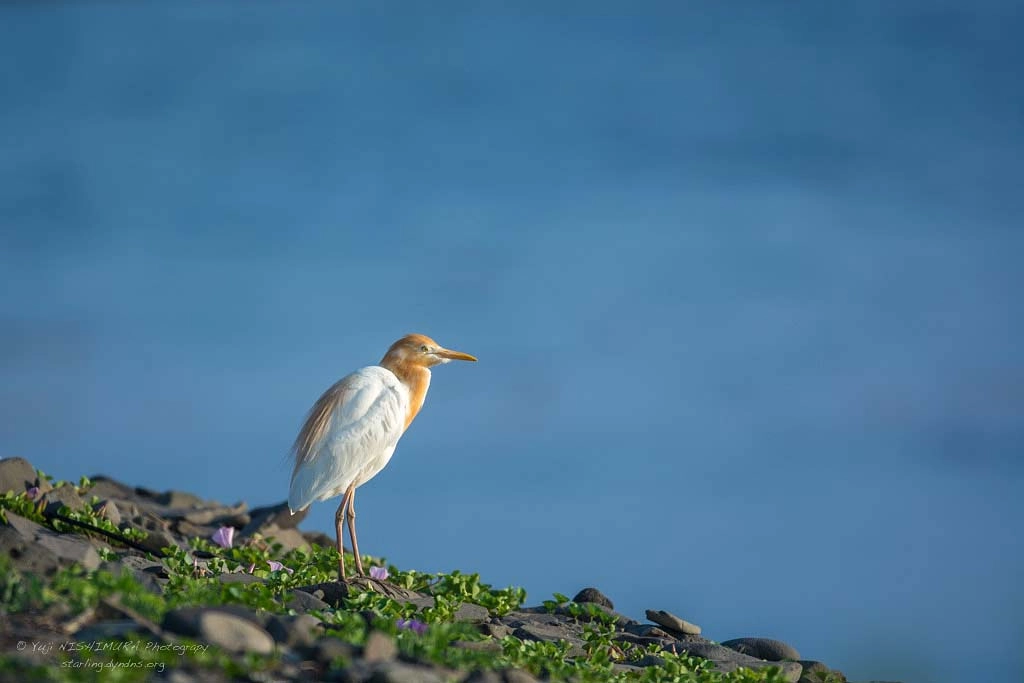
left=247, top=563, right=257, bottom=574
left=369, top=566, right=389, bottom=580
left=25, top=486, right=40, bottom=500
left=211, top=526, right=235, bottom=549
left=268, top=561, right=294, bottom=574
left=396, top=618, right=428, bottom=635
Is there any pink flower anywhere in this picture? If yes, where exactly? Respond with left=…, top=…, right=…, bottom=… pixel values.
left=247, top=563, right=256, bottom=574
left=369, top=566, right=389, bottom=580
left=268, top=561, right=294, bottom=574
left=211, top=526, right=235, bottom=548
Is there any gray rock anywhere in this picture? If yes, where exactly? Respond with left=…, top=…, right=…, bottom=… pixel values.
left=722, top=637, right=801, bottom=662
left=502, top=670, right=539, bottom=683
left=287, top=589, right=330, bottom=613
left=0, top=521, right=59, bottom=575
left=0, top=456, right=39, bottom=494
left=4, top=511, right=100, bottom=571
left=259, top=525, right=310, bottom=553
left=85, top=477, right=139, bottom=502
left=156, top=490, right=207, bottom=508
left=623, top=623, right=673, bottom=638
left=478, top=622, right=512, bottom=638
left=162, top=607, right=274, bottom=654
left=613, top=632, right=675, bottom=649
left=673, top=642, right=803, bottom=682
left=406, top=595, right=489, bottom=623
left=463, top=671, right=503, bottom=683
left=572, top=587, right=613, bottom=609
left=135, top=527, right=180, bottom=555
left=369, top=661, right=443, bottom=683
left=169, top=502, right=249, bottom=527
left=241, top=501, right=308, bottom=536
left=511, top=623, right=586, bottom=657
left=267, top=614, right=322, bottom=649
left=363, top=630, right=398, bottom=662
left=645, top=609, right=701, bottom=635
left=40, top=484, right=86, bottom=515
left=798, top=660, right=847, bottom=683
left=94, top=500, right=121, bottom=526
left=303, top=530, right=336, bottom=548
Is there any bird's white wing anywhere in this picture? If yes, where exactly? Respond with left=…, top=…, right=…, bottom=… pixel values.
left=288, top=366, right=408, bottom=512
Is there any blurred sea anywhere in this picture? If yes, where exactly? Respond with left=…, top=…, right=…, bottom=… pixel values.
left=2, top=3, right=1022, bottom=682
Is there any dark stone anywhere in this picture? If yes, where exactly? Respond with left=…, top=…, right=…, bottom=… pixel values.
left=502, top=670, right=540, bottom=683
left=287, top=589, right=330, bottom=613
left=241, top=501, right=308, bottom=536
left=572, top=587, right=614, bottom=609
left=267, top=614, right=322, bottom=649
left=313, top=637, right=358, bottom=663
left=74, top=620, right=144, bottom=641
left=303, top=530, right=336, bottom=548
left=634, top=654, right=666, bottom=667
left=722, top=637, right=801, bottom=662
left=135, top=527, right=180, bottom=555
left=623, top=623, right=673, bottom=638
left=463, top=671, right=502, bottom=683
left=0, top=457, right=39, bottom=494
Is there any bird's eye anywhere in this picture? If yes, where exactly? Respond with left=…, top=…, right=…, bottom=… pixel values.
left=420, top=344, right=430, bottom=353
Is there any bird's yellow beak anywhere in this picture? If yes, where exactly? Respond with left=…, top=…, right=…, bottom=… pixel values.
left=436, top=347, right=478, bottom=362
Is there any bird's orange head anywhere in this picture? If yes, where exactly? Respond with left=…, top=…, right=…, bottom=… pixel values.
left=381, top=333, right=477, bottom=369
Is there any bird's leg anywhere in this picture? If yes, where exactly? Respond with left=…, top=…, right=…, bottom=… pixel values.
left=334, top=490, right=351, bottom=582
left=345, top=484, right=366, bottom=577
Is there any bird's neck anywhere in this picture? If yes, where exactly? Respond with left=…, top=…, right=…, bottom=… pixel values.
left=381, top=358, right=431, bottom=431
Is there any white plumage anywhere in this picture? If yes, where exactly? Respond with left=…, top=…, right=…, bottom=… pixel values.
left=288, top=366, right=413, bottom=513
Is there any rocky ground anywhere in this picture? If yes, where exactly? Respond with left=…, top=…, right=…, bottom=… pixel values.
left=0, top=456, right=882, bottom=683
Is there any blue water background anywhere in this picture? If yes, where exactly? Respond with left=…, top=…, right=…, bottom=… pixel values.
left=2, top=3, right=1022, bottom=682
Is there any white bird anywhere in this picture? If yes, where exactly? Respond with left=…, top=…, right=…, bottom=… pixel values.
left=288, top=333, right=477, bottom=581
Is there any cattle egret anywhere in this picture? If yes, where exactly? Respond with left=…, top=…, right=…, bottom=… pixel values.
left=288, top=333, right=477, bottom=581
